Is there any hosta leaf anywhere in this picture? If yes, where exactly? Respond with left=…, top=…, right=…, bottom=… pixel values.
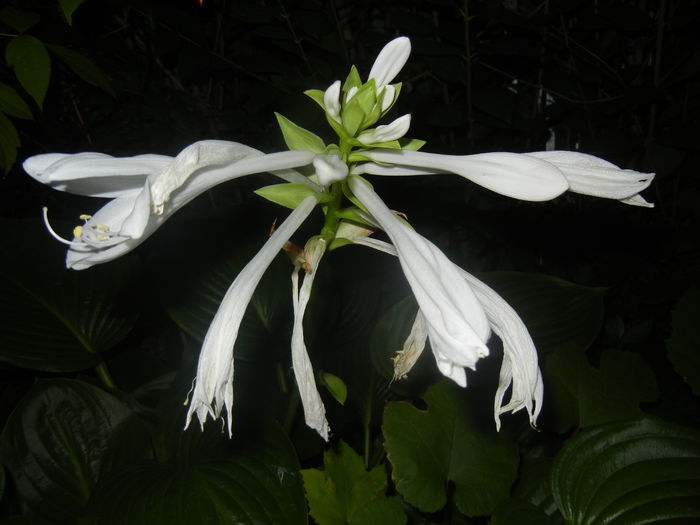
left=87, top=420, right=306, bottom=525
left=0, top=379, right=135, bottom=523
left=550, top=418, right=700, bottom=524
left=479, top=272, right=605, bottom=354
left=383, top=380, right=518, bottom=516
left=543, top=349, right=658, bottom=432
left=667, top=286, right=700, bottom=395
left=0, top=220, right=138, bottom=372
left=301, top=440, right=405, bottom=525
left=5, top=35, right=50, bottom=109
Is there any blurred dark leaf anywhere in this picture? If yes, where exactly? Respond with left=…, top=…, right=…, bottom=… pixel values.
left=5, top=35, right=50, bottom=109
left=667, top=286, right=700, bottom=395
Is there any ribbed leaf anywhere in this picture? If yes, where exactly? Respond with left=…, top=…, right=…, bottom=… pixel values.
left=383, top=380, right=518, bottom=516
left=550, top=418, right=700, bottom=524
left=87, top=420, right=306, bottom=525
left=0, top=380, right=135, bottom=523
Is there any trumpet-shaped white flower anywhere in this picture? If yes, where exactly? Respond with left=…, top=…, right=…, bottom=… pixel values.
left=349, top=176, right=491, bottom=386
left=25, top=141, right=317, bottom=269
left=185, top=196, right=318, bottom=436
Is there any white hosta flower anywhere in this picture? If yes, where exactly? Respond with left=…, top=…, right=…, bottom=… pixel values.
left=185, top=196, right=318, bottom=436
left=525, top=151, right=655, bottom=206
left=313, top=153, right=348, bottom=186
left=290, top=238, right=330, bottom=439
left=368, top=36, right=411, bottom=90
left=24, top=141, right=316, bottom=270
left=358, top=114, right=411, bottom=145
left=323, top=80, right=342, bottom=121
left=349, top=176, right=491, bottom=386
left=341, top=221, right=542, bottom=428
left=361, top=149, right=569, bottom=201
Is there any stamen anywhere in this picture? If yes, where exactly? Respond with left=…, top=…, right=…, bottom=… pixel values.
left=79, top=214, right=92, bottom=220
left=73, top=226, right=83, bottom=237
left=42, top=207, right=84, bottom=246
left=94, top=223, right=110, bottom=232
left=95, top=234, right=110, bottom=241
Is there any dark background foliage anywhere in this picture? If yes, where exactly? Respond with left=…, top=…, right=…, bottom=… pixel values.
left=1, top=0, right=699, bottom=523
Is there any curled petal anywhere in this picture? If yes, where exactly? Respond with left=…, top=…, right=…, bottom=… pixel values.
left=23, top=152, right=171, bottom=198
left=349, top=176, right=490, bottom=385
left=358, top=114, right=411, bottom=145
left=392, top=310, right=428, bottom=380
left=185, top=196, right=318, bottom=436
left=526, top=151, right=655, bottom=206
left=364, top=149, right=569, bottom=201
left=291, top=238, right=330, bottom=440
left=368, top=36, right=411, bottom=88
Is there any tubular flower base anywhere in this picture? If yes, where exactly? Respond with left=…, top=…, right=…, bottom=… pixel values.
left=25, top=35, right=654, bottom=438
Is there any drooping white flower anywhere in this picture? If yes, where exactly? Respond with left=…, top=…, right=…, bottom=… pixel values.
left=185, top=196, right=318, bottom=436
left=290, top=237, right=330, bottom=440
left=349, top=176, right=491, bottom=386
left=24, top=141, right=317, bottom=269
left=338, top=212, right=542, bottom=428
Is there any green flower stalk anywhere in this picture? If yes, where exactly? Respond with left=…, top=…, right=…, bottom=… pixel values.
left=24, top=36, right=654, bottom=439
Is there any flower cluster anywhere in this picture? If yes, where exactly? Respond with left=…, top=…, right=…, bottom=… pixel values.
left=24, top=37, right=654, bottom=439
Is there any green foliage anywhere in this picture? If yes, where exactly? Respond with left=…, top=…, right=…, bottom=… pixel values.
left=46, top=44, right=115, bottom=97
left=0, top=379, right=135, bottom=523
left=667, top=286, right=700, bottom=395
left=255, top=182, right=324, bottom=209
left=550, top=418, right=700, bottom=523
left=302, top=440, right=405, bottom=525
left=5, top=35, right=50, bottom=109
left=0, top=83, right=33, bottom=120
left=383, top=381, right=519, bottom=517
left=57, top=0, right=87, bottom=25
left=275, top=113, right=326, bottom=153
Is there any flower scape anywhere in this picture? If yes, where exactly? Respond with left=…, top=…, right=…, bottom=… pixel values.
left=24, top=37, right=654, bottom=441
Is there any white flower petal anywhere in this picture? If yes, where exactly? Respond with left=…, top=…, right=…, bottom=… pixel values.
left=323, top=80, right=341, bottom=120
left=357, top=114, right=411, bottom=145
left=313, top=153, right=348, bottom=186
left=349, top=177, right=491, bottom=382
left=526, top=150, right=655, bottom=205
left=42, top=142, right=316, bottom=270
left=380, top=84, right=396, bottom=112
left=23, top=152, right=171, bottom=198
left=368, top=36, right=411, bottom=89
left=365, top=149, right=569, bottom=201
left=290, top=238, right=330, bottom=440
left=185, top=196, right=318, bottom=436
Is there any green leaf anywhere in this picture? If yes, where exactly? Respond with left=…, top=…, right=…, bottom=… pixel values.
left=399, top=138, right=426, bottom=151
left=302, top=441, right=406, bottom=525
left=0, top=379, right=135, bottom=523
left=0, top=112, right=20, bottom=173
left=46, top=44, right=115, bottom=97
left=550, top=418, right=700, bottom=524
left=479, top=272, right=606, bottom=354
left=342, top=65, right=362, bottom=93
left=304, top=88, right=326, bottom=109
left=254, top=182, right=322, bottom=209
left=0, top=82, right=34, bottom=119
left=491, top=498, right=560, bottom=525
left=543, top=349, right=658, bottom=432
left=667, top=286, right=700, bottom=395
left=5, top=35, right=50, bottom=109
left=0, top=220, right=138, bottom=372
left=0, top=7, right=40, bottom=33
left=341, top=98, right=365, bottom=136
left=352, top=80, right=377, bottom=118
left=383, top=380, right=519, bottom=516
left=319, top=371, right=347, bottom=405
left=57, top=0, right=86, bottom=25
left=88, top=420, right=307, bottom=525
left=275, top=112, right=326, bottom=152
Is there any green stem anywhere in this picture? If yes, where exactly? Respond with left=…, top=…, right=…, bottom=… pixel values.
left=95, top=361, right=116, bottom=389
left=319, top=182, right=343, bottom=243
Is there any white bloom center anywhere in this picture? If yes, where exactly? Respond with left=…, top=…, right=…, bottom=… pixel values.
left=313, top=154, right=348, bottom=186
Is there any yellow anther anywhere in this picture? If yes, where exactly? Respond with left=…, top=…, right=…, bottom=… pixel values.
left=95, top=234, right=109, bottom=241
left=73, top=225, right=83, bottom=238
left=79, top=214, right=92, bottom=220
left=95, top=223, right=110, bottom=232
